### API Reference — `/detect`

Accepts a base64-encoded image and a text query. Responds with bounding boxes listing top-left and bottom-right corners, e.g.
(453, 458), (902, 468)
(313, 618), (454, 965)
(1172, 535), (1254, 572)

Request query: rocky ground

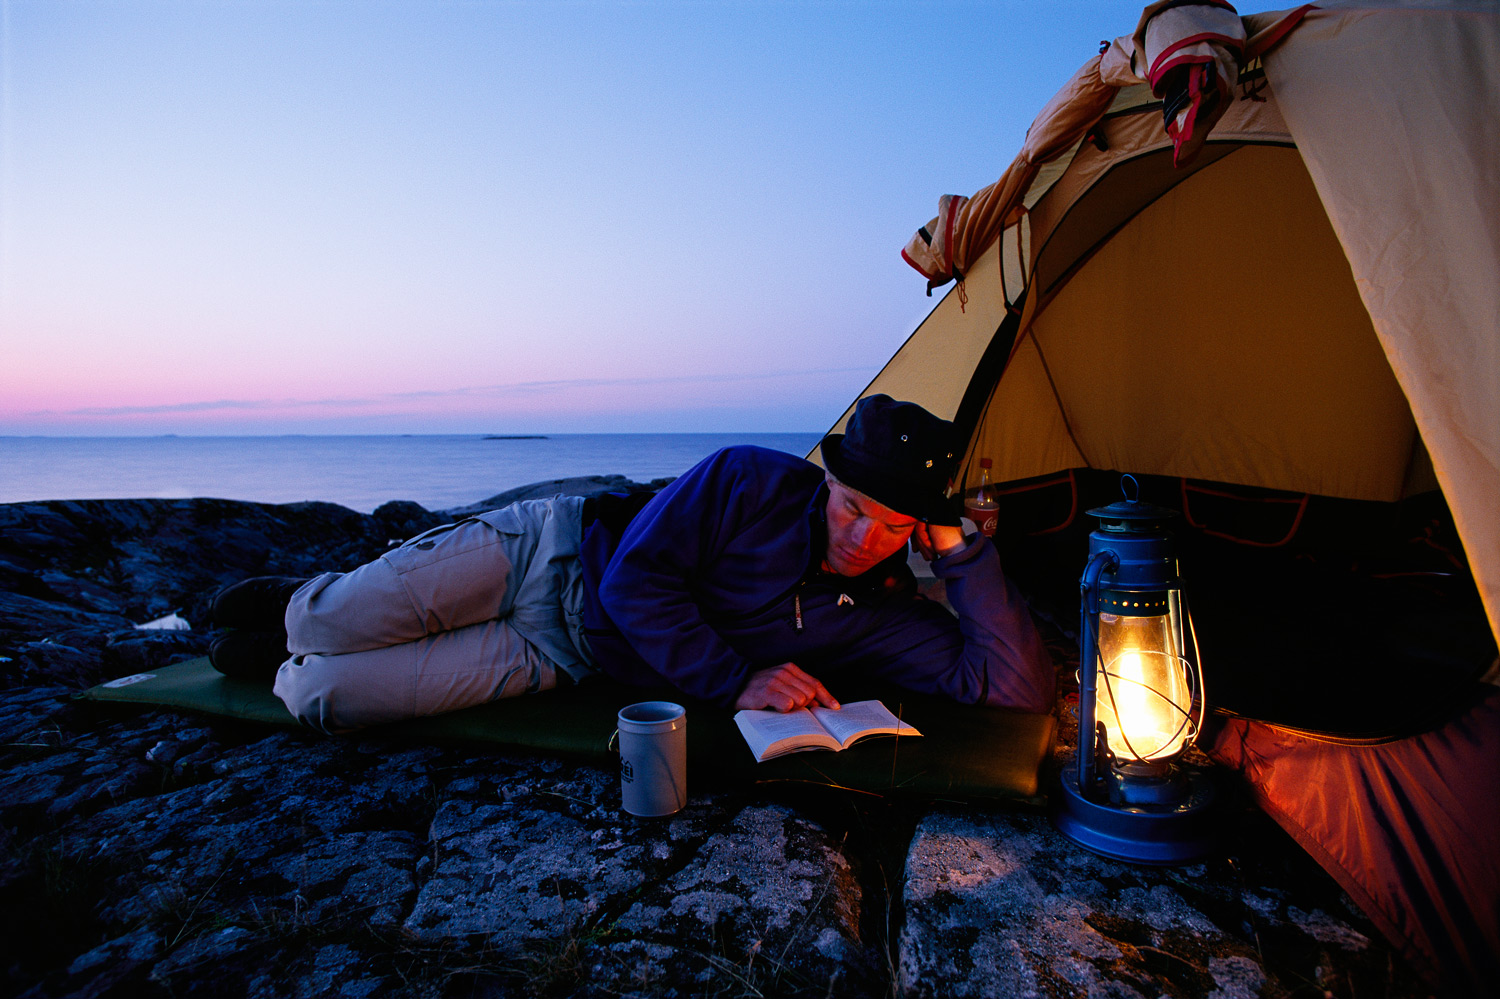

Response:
(0, 480), (1434, 998)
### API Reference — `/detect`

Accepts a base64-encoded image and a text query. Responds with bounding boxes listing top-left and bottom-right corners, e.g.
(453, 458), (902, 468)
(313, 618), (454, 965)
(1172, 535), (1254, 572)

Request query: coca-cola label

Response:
(965, 502), (999, 537)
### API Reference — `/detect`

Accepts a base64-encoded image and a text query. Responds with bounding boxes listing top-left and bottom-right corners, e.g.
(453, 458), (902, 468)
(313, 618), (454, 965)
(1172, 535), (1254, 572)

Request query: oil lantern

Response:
(1054, 476), (1216, 864)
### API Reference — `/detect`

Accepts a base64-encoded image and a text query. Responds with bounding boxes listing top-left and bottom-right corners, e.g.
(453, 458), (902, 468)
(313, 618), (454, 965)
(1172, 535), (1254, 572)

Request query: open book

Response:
(734, 699), (922, 762)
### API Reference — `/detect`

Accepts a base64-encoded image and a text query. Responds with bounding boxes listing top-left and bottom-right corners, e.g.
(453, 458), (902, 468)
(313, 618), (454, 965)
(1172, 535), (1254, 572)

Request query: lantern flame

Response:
(1095, 610), (1194, 761)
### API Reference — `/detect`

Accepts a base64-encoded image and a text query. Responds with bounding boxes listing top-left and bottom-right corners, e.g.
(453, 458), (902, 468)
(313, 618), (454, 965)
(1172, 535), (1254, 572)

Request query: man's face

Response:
(823, 477), (918, 576)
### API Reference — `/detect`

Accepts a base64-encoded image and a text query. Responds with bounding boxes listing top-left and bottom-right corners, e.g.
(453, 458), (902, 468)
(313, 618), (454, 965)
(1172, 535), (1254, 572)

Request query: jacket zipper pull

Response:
(794, 593), (804, 632)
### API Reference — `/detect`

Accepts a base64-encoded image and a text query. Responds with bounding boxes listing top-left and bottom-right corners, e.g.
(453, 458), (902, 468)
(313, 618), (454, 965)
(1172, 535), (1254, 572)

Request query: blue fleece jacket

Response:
(578, 446), (1054, 713)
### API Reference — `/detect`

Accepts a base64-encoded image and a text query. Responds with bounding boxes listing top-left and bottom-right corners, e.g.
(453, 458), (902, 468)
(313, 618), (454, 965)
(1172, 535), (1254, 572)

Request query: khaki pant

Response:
(273, 496), (593, 733)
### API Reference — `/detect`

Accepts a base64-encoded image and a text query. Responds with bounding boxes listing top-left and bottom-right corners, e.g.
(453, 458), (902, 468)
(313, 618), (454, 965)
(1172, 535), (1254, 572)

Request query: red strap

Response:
(1180, 479), (1309, 547)
(1245, 4), (1317, 61)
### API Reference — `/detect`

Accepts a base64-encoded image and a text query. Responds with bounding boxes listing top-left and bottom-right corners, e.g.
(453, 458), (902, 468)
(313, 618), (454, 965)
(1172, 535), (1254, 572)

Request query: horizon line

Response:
(0, 429), (827, 440)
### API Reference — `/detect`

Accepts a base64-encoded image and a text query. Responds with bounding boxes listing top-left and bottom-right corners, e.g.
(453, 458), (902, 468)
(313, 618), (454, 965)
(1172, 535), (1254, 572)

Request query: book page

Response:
(810, 700), (921, 747)
(734, 707), (840, 760)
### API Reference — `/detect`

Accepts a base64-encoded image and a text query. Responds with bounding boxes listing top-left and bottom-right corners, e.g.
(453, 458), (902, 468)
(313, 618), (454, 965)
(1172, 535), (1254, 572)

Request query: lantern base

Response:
(1053, 765), (1217, 865)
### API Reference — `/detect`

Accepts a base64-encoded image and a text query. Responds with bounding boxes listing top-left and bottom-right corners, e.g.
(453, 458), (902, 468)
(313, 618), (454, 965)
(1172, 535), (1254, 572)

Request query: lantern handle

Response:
(1077, 550), (1118, 791)
(1184, 593), (1206, 750)
(1120, 473), (1141, 504)
(1080, 549), (1116, 614)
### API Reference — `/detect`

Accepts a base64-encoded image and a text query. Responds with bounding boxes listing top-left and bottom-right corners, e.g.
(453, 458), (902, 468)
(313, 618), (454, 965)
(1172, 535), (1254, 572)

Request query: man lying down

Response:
(209, 395), (1054, 733)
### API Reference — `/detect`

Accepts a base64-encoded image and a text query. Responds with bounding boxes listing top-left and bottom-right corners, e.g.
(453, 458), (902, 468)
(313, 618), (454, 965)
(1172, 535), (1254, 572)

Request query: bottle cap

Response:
(979, 457), (993, 468)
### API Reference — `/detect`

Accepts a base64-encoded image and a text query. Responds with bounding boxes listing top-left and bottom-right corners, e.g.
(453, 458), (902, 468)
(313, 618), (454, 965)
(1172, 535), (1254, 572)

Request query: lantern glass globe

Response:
(1095, 599), (1194, 762)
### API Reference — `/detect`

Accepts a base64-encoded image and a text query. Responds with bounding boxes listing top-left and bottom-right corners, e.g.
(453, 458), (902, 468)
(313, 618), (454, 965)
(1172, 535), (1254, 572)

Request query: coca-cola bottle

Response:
(965, 458), (999, 537)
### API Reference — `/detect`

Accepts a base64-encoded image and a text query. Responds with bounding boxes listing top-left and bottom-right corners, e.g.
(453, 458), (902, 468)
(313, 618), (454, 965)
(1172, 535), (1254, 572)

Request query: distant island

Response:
(482, 435), (549, 440)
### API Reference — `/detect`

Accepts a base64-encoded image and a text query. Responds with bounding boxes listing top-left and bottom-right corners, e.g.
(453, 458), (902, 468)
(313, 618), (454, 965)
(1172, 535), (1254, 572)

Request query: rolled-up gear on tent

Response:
(1133, 0), (1247, 166)
(900, 193), (970, 295)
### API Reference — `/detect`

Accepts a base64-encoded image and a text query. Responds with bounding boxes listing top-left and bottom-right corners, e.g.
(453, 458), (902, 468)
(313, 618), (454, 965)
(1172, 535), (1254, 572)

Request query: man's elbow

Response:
(999, 673), (1056, 715)
(982, 656), (1056, 715)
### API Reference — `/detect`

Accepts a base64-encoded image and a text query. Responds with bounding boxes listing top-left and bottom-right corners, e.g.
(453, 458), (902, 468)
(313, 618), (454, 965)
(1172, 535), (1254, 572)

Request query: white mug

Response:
(617, 701), (687, 817)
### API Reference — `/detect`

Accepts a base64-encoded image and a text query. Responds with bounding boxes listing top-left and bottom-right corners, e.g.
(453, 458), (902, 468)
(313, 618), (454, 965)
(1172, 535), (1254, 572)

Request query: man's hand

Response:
(912, 523), (967, 561)
(734, 663), (840, 713)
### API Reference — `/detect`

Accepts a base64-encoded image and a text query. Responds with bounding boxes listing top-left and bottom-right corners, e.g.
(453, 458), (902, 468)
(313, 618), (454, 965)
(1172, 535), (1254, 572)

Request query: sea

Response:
(0, 433), (824, 514)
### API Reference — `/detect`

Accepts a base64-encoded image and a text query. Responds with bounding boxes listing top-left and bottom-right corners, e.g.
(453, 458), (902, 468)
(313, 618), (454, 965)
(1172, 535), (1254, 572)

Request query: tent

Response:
(819, 1), (1500, 992)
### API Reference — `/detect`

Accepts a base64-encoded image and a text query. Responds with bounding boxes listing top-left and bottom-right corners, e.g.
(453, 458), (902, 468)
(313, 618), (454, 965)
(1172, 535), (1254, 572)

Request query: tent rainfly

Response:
(822, 1), (1500, 992)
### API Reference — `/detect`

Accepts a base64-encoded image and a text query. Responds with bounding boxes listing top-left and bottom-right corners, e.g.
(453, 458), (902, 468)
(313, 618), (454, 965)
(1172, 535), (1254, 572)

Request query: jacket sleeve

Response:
(592, 450), (764, 707)
(859, 534), (1055, 714)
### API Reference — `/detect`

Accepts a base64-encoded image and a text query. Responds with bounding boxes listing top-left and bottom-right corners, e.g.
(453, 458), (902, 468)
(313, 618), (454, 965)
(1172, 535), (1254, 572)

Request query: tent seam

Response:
(1027, 328), (1094, 470)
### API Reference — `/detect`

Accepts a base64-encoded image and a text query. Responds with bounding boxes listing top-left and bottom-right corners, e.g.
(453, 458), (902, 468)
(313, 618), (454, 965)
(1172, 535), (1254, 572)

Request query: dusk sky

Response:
(2, 1), (1281, 436)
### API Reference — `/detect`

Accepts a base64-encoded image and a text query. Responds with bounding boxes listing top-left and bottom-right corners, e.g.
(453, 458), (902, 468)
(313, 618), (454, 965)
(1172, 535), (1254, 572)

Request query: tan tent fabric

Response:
(972, 146), (1422, 502)
(1261, 1), (1500, 645)
(873, 1), (1499, 644)
(828, 5), (1500, 989)
(1019, 93), (1290, 309)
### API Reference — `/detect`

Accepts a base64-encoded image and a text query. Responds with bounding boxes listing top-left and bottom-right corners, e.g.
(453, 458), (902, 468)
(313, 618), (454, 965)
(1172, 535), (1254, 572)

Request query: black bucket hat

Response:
(819, 394), (961, 526)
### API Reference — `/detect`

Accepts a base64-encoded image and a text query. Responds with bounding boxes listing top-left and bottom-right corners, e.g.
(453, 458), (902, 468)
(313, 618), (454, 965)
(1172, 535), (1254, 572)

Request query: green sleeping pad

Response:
(82, 656), (1055, 801)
